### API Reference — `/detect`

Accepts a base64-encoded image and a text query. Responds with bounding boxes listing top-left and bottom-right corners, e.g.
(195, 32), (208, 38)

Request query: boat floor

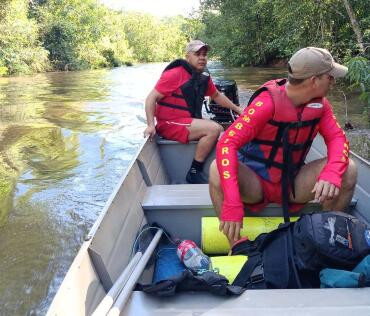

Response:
(123, 288), (370, 315)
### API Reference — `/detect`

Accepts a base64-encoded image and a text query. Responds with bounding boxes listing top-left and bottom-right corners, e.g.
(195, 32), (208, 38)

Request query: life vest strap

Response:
(251, 138), (313, 151)
(157, 100), (191, 112)
(163, 59), (194, 75)
(247, 87), (269, 106)
(268, 118), (321, 128)
(171, 93), (185, 99)
(246, 79), (286, 106)
(242, 152), (285, 169)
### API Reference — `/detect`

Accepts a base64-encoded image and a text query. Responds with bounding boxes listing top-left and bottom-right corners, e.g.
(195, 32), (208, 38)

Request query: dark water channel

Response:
(0, 63), (368, 315)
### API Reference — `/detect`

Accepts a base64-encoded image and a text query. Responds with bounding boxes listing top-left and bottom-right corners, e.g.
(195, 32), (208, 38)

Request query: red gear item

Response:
(217, 83), (349, 223)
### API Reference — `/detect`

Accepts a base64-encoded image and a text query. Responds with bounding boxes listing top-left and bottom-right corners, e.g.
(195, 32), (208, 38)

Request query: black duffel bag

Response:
(231, 211), (370, 289)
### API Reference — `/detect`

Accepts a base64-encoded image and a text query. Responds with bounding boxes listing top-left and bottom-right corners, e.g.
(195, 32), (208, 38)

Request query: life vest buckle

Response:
(250, 264), (265, 284)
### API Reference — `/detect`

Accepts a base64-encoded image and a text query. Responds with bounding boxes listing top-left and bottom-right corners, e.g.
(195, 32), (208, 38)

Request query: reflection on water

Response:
(0, 62), (368, 315)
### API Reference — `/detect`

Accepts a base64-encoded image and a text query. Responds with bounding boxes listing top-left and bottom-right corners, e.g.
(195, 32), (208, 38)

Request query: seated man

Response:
(144, 40), (242, 184)
(209, 47), (358, 244)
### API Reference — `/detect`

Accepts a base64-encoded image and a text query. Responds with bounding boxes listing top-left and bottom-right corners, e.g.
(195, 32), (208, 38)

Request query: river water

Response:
(0, 63), (368, 315)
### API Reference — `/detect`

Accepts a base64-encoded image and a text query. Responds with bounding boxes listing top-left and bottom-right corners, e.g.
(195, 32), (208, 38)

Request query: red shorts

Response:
(156, 118), (193, 144)
(246, 173), (305, 213)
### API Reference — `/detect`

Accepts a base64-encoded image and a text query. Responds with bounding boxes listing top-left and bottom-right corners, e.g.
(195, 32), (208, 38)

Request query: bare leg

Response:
(291, 158), (357, 211)
(209, 160), (264, 245)
(187, 119), (223, 162)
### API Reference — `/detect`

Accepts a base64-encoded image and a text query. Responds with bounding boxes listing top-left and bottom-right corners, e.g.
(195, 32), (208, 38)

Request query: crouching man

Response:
(209, 47), (357, 244)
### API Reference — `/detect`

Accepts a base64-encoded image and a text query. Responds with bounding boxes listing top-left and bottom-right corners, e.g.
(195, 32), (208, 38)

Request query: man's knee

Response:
(208, 121), (223, 138)
(342, 158), (357, 191)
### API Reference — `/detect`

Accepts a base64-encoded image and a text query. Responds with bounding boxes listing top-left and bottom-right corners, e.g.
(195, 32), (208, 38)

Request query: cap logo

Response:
(306, 102), (323, 109)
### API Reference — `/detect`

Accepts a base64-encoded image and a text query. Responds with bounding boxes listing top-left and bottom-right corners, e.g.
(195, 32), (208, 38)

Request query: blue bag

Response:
(353, 255), (370, 285)
(152, 245), (185, 283)
(320, 255), (370, 288)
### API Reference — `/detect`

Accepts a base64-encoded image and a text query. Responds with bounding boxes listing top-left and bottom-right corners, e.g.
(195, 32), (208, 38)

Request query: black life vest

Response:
(241, 79), (322, 222)
(157, 59), (210, 119)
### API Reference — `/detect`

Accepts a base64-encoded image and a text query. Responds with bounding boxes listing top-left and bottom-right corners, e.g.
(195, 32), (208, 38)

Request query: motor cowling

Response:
(207, 79), (240, 127)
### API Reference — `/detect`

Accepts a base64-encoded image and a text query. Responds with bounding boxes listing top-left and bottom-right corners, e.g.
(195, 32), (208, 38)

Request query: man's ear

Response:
(309, 76), (318, 88)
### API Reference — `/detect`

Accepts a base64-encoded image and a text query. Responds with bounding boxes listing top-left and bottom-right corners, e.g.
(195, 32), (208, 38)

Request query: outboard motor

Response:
(206, 79), (240, 127)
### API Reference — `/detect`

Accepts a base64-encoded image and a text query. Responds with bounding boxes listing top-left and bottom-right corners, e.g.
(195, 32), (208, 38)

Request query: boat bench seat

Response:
(141, 184), (357, 245)
(156, 137), (216, 184)
(142, 183), (356, 213)
(142, 184), (212, 210)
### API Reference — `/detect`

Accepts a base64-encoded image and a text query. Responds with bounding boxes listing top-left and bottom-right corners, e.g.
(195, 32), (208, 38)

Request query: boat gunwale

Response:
(350, 150), (370, 167)
(86, 138), (148, 241)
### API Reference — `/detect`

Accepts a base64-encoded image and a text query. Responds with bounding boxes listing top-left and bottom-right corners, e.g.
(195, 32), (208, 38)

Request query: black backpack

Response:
(231, 211), (370, 289)
(294, 211), (370, 271)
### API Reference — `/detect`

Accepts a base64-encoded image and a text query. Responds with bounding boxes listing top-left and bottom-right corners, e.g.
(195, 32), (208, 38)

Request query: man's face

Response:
(186, 47), (208, 72)
(314, 73), (335, 97)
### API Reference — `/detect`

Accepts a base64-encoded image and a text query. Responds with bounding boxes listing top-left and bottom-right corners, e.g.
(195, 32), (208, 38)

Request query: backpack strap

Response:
(231, 223), (302, 289)
(232, 253), (266, 289)
(231, 234), (268, 289)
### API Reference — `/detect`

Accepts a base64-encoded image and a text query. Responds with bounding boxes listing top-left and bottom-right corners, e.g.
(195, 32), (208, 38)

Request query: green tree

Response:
(1, 0), (203, 75)
(199, 0), (370, 66)
(0, 0), (49, 75)
(346, 56), (370, 119)
(122, 13), (201, 62)
(37, 0), (132, 70)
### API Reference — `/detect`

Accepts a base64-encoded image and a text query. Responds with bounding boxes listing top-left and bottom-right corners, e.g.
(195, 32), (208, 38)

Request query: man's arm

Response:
(216, 92), (274, 241)
(211, 90), (243, 115)
(143, 89), (164, 141)
(313, 99), (349, 203)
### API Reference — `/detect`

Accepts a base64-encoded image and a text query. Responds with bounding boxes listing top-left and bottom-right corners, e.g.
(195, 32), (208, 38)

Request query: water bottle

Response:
(176, 239), (211, 271)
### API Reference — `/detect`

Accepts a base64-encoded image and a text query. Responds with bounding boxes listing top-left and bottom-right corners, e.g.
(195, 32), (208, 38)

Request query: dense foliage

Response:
(0, 0), (368, 109)
(198, 0), (369, 114)
(122, 14), (202, 62)
(347, 56), (370, 115)
(0, 0), (201, 75)
(0, 0), (49, 75)
(199, 0), (369, 66)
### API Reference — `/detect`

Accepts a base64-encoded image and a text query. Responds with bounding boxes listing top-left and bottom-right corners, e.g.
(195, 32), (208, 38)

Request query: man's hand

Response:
(312, 179), (339, 203)
(234, 106), (243, 116)
(219, 220), (242, 242)
(143, 125), (156, 141)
